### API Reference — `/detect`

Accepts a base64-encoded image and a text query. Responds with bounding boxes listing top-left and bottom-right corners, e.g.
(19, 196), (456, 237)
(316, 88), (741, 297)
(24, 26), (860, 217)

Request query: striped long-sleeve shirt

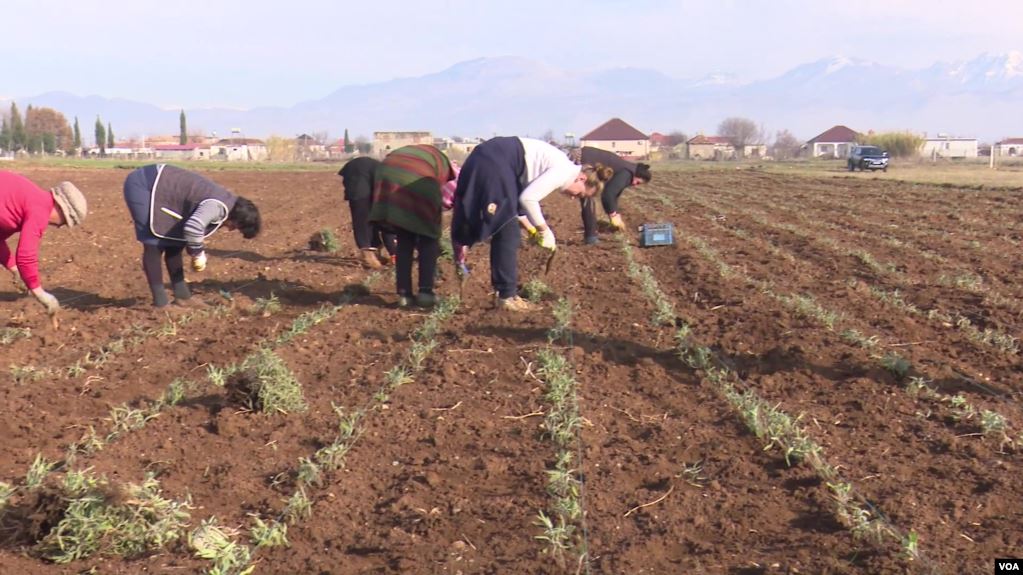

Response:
(183, 200), (229, 254)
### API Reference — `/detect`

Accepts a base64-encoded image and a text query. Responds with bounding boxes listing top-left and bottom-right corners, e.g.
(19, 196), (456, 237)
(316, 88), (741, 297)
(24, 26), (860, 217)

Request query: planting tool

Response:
(544, 248), (557, 276)
(457, 262), (470, 299)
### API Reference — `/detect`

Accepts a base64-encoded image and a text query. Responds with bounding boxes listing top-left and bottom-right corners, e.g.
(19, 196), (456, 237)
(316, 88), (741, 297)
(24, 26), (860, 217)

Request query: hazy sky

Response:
(2, 0), (1020, 109)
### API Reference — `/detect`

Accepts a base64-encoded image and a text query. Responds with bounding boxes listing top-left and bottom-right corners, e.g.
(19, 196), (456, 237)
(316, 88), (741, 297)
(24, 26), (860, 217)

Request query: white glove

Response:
(191, 251), (207, 272)
(32, 288), (60, 314)
(539, 228), (556, 251)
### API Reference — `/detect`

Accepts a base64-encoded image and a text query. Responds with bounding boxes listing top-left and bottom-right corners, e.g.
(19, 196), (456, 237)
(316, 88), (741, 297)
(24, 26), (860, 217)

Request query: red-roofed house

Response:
(154, 144), (200, 160)
(687, 135), (734, 160)
(649, 132), (671, 148)
(996, 138), (1023, 157)
(806, 125), (859, 158)
(580, 118), (649, 159)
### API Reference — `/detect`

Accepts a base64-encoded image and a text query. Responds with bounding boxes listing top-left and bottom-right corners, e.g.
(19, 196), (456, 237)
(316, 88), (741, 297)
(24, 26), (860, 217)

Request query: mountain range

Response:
(3, 51), (1021, 143)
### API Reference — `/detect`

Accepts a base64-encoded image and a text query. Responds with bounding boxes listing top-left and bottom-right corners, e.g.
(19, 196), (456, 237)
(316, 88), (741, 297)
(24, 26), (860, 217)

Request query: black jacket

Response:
(338, 157), (381, 201)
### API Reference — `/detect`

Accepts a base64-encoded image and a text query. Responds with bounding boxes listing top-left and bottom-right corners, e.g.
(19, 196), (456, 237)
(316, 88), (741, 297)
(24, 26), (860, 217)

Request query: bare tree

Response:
(665, 131), (688, 146)
(264, 135), (297, 162)
(770, 129), (802, 160)
(718, 117), (763, 157)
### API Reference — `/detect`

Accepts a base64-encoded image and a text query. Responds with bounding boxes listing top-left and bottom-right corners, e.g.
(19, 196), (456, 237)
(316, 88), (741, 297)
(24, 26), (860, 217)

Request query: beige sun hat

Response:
(50, 181), (87, 228)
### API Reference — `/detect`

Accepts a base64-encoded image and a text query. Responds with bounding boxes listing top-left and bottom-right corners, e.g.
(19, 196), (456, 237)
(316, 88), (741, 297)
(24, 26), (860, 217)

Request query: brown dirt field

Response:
(1, 166), (1020, 574)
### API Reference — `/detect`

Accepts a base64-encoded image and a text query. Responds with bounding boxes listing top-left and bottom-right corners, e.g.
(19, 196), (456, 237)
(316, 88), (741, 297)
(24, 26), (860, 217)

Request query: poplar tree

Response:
(10, 103), (25, 151)
(0, 118), (9, 151)
(95, 116), (106, 156)
(73, 117), (82, 150)
(179, 110), (187, 145)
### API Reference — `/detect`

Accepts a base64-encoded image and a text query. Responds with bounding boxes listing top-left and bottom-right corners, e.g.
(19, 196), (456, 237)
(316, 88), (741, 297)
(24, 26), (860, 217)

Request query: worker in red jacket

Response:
(1, 171), (88, 327)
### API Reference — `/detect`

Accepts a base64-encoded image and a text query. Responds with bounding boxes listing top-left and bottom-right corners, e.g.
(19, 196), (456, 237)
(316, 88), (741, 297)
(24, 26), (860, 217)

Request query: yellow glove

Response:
(609, 213), (625, 231)
(191, 251), (207, 272)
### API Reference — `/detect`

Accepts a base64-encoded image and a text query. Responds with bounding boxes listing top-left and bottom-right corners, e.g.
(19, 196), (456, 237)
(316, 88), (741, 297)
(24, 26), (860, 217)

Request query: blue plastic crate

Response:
(639, 223), (674, 247)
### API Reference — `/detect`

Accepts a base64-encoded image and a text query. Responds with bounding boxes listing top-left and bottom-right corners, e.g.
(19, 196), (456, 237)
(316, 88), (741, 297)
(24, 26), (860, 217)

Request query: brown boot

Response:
(361, 249), (383, 269)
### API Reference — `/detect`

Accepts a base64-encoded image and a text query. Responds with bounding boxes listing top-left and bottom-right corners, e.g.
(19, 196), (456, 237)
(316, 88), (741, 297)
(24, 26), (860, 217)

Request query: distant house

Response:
(686, 135), (734, 160)
(104, 142), (154, 159)
(211, 138), (268, 161)
(433, 136), (483, 158)
(806, 125), (859, 158)
(154, 144), (200, 160)
(648, 132), (671, 149)
(995, 138), (1023, 157)
(373, 131), (433, 157)
(580, 118), (650, 159)
(921, 135), (978, 159)
(296, 134), (327, 160)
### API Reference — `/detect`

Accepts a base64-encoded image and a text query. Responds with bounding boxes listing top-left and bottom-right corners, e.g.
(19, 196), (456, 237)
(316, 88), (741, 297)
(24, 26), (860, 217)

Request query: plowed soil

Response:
(1, 165), (1021, 574)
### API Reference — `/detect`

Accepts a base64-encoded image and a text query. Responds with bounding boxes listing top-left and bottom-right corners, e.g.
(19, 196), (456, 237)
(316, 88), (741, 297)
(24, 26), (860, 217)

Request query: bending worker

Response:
(123, 164), (261, 308)
(1, 170), (88, 327)
(575, 146), (652, 244)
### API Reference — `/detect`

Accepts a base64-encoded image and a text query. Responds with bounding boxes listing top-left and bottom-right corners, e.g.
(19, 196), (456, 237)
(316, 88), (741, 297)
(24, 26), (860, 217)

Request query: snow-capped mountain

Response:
(2, 52), (1020, 143)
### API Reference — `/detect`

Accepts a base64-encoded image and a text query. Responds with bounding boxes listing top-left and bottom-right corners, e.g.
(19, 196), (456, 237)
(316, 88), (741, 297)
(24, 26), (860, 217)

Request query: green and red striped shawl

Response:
(369, 144), (455, 239)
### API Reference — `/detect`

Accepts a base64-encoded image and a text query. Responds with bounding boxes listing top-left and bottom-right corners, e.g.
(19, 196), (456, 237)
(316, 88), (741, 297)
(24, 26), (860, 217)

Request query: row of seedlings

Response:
(532, 298), (590, 571)
(0, 278), (383, 567)
(633, 189), (1021, 446)
(685, 186), (1023, 319)
(193, 295), (460, 575)
(616, 235), (931, 568)
(695, 197), (1020, 358)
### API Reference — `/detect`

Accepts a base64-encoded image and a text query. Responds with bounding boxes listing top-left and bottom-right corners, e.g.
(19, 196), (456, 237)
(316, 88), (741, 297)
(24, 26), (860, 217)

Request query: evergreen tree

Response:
(179, 110), (187, 145)
(94, 116), (106, 156)
(107, 122), (114, 148)
(42, 133), (56, 154)
(73, 117), (82, 150)
(343, 128), (353, 154)
(10, 103), (25, 151)
(0, 118), (9, 152)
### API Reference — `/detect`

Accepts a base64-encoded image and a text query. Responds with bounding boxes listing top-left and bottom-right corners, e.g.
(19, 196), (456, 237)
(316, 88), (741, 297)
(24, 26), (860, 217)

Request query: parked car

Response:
(848, 145), (889, 172)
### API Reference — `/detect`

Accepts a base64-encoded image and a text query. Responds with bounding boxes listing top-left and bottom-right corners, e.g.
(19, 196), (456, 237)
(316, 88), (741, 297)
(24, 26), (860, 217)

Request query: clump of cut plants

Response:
(308, 228), (339, 253)
(248, 293), (282, 317)
(227, 348), (307, 414)
(189, 517), (253, 575)
(10, 472), (192, 564)
(0, 327), (31, 345)
(522, 279), (552, 303)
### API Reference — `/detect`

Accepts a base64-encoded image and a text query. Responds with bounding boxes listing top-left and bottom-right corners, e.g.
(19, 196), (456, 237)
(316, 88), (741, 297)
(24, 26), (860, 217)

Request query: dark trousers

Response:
(395, 229), (440, 295)
(490, 219), (520, 299)
(580, 197), (598, 240)
(348, 197), (396, 254)
(142, 245), (190, 306)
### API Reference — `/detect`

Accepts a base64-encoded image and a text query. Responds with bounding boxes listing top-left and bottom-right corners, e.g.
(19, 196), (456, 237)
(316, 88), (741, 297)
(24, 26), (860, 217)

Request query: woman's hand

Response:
(31, 287), (61, 329)
(539, 228), (556, 251)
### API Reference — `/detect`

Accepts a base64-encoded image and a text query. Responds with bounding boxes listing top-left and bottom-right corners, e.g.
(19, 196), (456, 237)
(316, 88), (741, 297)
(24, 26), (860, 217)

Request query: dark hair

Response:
(635, 163), (652, 183)
(229, 196), (261, 239)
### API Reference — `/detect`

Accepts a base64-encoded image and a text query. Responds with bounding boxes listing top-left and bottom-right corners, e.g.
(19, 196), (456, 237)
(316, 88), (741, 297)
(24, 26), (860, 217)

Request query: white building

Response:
(921, 135), (978, 159)
(211, 138), (268, 161)
(995, 138), (1023, 157)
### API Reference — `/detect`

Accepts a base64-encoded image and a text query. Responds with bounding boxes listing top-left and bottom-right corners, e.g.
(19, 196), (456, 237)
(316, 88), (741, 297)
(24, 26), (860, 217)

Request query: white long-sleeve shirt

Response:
(517, 137), (580, 230)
